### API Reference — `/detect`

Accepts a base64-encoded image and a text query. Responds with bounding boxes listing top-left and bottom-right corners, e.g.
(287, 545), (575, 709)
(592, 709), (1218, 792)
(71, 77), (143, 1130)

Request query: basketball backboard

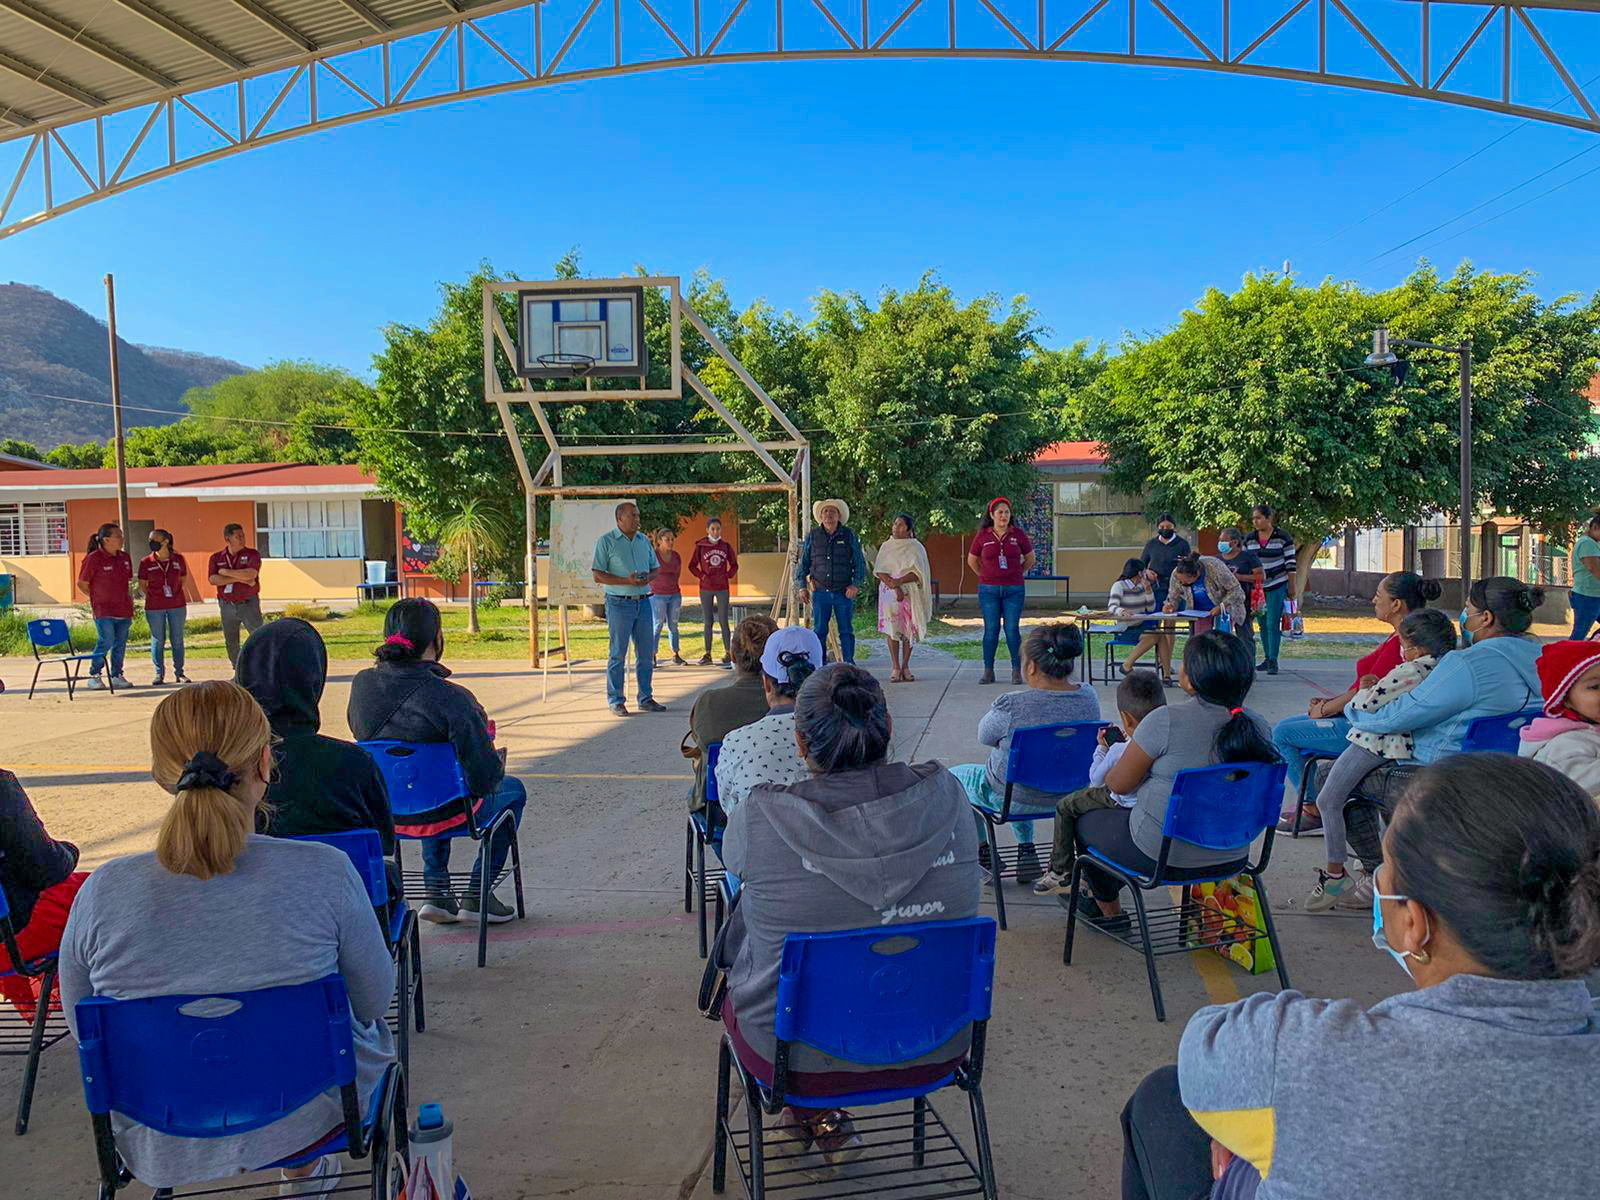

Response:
(517, 285), (647, 380)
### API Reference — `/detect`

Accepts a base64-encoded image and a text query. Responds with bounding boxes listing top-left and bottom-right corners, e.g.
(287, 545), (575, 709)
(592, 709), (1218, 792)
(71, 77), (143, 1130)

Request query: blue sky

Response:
(2, 45), (1597, 375)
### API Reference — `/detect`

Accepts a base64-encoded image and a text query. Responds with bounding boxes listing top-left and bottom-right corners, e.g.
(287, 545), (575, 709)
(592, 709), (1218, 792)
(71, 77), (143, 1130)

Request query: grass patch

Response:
(281, 602), (334, 622)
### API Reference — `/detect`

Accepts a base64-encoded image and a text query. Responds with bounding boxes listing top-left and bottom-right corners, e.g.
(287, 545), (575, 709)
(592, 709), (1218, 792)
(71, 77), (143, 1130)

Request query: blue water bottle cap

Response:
(417, 1103), (444, 1131)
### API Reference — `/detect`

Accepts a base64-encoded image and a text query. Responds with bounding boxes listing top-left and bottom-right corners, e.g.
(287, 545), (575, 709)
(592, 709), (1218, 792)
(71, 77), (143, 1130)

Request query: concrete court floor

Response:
(0, 644), (1405, 1200)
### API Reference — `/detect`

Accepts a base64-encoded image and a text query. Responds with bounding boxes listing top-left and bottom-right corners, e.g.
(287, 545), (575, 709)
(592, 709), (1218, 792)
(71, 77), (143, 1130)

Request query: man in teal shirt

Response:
(1571, 514), (1600, 639)
(593, 501), (665, 715)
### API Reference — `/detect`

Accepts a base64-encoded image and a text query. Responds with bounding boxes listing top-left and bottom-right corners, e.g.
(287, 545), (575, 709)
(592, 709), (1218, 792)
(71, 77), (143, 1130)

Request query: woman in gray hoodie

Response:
(1121, 752), (1600, 1200)
(718, 663), (981, 1168)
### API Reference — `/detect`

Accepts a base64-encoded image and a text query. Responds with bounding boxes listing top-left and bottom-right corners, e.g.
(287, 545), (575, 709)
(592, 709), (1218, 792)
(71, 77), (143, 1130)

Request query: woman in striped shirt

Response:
(1249, 505), (1298, 676)
(1110, 558), (1172, 684)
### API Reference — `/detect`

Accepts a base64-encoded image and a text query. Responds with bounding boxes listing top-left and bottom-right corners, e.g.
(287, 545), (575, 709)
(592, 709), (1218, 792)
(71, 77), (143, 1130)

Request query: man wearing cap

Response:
(592, 500), (666, 716)
(796, 499), (869, 664)
(714, 625), (825, 815)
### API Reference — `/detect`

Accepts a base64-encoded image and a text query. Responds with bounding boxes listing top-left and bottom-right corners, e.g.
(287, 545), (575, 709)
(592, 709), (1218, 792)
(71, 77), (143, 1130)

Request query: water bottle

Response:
(408, 1103), (456, 1200)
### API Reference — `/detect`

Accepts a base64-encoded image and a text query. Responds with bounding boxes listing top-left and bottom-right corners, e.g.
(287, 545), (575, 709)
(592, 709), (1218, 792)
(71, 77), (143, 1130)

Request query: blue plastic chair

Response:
(357, 740), (525, 969)
(1460, 708), (1542, 754)
(1, 883), (71, 1134)
(26, 618), (103, 699)
(1065, 760), (1291, 1022)
(712, 917), (1000, 1199)
(1099, 624), (1148, 683)
(684, 742), (724, 959)
(76, 974), (407, 1199)
(971, 720), (1108, 931)
(286, 830), (424, 1076)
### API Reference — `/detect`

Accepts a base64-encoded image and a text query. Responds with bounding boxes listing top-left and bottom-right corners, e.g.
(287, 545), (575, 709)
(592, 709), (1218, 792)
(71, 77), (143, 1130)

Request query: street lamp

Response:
(1367, 326), (1474, 600)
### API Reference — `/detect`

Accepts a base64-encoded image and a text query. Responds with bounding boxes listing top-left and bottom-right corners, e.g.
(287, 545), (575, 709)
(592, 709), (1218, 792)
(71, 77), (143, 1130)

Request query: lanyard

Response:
(150, 555), (180, 581)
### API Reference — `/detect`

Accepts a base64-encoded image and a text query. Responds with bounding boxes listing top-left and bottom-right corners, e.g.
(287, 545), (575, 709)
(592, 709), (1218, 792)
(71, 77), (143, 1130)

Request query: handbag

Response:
(1249, 582), (1266, 613)
(1185, 875), (1277, 974)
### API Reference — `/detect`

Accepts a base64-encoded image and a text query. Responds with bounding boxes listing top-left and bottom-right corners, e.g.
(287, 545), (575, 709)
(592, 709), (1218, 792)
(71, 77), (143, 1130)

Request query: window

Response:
(737, 517), (785, 554)
(1054, 480), (1187, 550)
(1355, 528), (1386, 573)
(0, 501), (68, 556)
(256, 499), (363, 559)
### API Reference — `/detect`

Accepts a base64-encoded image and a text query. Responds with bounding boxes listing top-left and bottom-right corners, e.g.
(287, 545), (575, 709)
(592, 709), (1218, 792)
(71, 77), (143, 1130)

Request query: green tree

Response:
(46, 441), (107, 468)
(185, 360), (371, 462)
(1086, 266), (1600, 588)
(437, 497), (514, 633)
(119, 420), (270, 467)
(0, 437), (43, 462)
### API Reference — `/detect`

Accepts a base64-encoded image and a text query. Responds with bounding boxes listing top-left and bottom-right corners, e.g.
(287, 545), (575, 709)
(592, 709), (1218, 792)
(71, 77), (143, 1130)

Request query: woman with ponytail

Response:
(75, 521), (134, 689)
(57, 682), (395, 1192)
(716, 663), (981, 1168)
(348, 598), (526, 925)
(1123, 753), (1600, 1200)
(714, 624), (824, 814)
(1078, 632), (1277, 929)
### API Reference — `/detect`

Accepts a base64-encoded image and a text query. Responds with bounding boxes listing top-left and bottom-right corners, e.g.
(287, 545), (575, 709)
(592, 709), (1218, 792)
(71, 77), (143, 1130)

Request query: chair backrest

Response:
(1460, 709), (1543, 755)
(774, 917), (996, 1066)
(286, 830), (387, 909)
(28, 618), (71, 656)
(0, 884), (20, 973)
(704, 741), (722, 815)
(1005, 721), (1108, 795)
(357, 740), (470, 818)
(75, 975), (358, 1138)
(1162, 760), (1287, 851)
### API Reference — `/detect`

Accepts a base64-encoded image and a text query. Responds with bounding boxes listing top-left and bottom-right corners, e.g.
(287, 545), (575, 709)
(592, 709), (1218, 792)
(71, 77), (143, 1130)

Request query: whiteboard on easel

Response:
(547, 499), (634, 606)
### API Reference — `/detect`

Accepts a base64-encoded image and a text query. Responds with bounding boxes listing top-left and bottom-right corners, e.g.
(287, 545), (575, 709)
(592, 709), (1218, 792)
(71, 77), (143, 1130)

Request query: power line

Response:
(1406, 158), (1600, 262)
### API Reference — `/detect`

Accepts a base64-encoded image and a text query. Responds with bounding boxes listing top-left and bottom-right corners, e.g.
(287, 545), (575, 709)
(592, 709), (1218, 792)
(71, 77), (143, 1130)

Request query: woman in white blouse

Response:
(715, 626), (824, 814)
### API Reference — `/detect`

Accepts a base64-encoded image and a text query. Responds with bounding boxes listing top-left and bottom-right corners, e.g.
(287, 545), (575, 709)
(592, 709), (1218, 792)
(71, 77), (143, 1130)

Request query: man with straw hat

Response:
(796, 498), (868, 664)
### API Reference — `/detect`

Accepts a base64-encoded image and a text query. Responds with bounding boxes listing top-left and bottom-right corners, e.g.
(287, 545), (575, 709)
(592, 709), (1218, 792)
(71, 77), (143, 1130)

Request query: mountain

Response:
(0, 282), (247, 448)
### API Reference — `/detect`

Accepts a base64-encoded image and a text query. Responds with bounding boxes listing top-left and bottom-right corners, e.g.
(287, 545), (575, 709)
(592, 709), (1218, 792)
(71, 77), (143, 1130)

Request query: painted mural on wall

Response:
(400, 519), (441, 577)
(1020, 482), (1053, 578)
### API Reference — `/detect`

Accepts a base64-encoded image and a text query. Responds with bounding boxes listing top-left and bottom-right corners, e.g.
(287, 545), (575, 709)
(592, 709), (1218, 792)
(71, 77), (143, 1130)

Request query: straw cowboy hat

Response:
(812, 498), (851, 526)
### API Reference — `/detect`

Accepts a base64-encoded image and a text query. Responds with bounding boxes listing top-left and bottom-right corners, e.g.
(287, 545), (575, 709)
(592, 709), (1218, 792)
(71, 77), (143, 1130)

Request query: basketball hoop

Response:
(535, 351), (597, 378)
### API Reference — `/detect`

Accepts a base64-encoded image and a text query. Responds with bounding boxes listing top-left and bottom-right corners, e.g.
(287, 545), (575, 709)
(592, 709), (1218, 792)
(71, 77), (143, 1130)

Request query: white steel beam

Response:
(109, 1), (248, 72)
(220, 0), (319, 52)
(0, 0), (176, 89)
(330, 0), (392, 32)
(0, 49), (105, 107)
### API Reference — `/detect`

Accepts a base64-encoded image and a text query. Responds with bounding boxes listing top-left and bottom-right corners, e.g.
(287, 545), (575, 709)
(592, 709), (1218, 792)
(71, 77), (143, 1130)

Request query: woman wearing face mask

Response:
(138, 529), (196, 686)
(1119, 753), (1600, 1200)
(76, 522), (134, 690)
(1214, 529), (1263, 659)
(1139, 515), (1191, 609)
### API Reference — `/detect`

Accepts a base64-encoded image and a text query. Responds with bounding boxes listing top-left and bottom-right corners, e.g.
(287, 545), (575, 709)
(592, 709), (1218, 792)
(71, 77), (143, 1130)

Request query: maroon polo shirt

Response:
(969, 526), (1033, 587)
(208, 546), (262, 604)
(79, 548), (134, 619)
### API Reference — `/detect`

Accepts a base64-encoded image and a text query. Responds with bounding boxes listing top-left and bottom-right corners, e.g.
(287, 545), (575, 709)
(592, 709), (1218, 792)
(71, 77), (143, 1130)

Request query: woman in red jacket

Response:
(689, 517), (739, 667)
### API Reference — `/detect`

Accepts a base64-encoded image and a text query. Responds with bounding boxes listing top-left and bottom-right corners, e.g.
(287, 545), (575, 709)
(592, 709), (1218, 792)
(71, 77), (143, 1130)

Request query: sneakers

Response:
(1277, 806), (1324, 835)
(85, 674), (107, 690)
(698, 654), (714, 665)
(278, 1156), (341, 1197)
(673, 655), (688, 666)
(150, 674), (167, 687)
(609, 702), (629, 716)
(174, 671), (192, 683)
(1032, 868), (1073, 896)
(1335, 868), (1375, 911)
(109, 674), (131, 688)
(419, 895), (461, 924)
(720, 655), (733, 668)
(462, 892), (516, 923)
(638, 698), (667, 713)
(1013, 842), (1044, 884)
(978, 842), (993, 874)
(808, 1109), (865, 1170)
(1304, 869), (1355, 912)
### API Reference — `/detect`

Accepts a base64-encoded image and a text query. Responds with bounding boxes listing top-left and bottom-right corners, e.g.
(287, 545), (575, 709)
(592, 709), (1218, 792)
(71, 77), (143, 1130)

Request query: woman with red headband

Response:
(967, 497), (1036, 685)
(347, 598), (526, 925)
(1072, 632), (1278, 931)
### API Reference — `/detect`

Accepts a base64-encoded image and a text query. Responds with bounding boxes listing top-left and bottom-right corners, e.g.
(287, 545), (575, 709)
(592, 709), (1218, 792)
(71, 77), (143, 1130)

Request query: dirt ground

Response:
(2, 644), (1410, 1199)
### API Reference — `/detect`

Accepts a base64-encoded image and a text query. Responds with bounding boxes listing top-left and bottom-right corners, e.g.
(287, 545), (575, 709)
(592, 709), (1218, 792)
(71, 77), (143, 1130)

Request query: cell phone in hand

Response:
(1102, 726), (1124, 746)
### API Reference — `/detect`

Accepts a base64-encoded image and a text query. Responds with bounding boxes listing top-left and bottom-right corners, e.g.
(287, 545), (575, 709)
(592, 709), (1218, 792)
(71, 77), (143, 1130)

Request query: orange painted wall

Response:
(68, 496), (256, 600)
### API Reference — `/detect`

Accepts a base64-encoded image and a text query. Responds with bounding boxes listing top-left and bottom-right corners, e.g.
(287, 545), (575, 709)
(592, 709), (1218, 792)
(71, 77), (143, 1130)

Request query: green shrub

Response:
(477, 629), (509, 642)
(187, 615), (224, 634)
(0, 609), (28, 655)
(281, 602), (333, 622)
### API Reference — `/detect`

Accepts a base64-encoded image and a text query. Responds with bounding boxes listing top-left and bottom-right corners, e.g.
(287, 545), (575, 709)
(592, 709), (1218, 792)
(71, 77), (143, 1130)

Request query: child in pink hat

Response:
(1519, 639), (1600, 797)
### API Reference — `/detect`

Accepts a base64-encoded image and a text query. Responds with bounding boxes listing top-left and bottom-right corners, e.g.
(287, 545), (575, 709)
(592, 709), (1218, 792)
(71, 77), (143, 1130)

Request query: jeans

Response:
(812, 589), (856, 663)
(604, 594), (656, 706)
(950, 762), (1038, 846)
(977, 584), (1025, 672)
(1122, 1064), (1242, 1200)
(1047, 785), (1120, 876)
(420, 776), (527, 897)
(1256, 585), (1287, 664)
(146, 607), (186, 676)
(1572, 591), (1600, 640)
(701, 588), (731, 658)
(1271, 713), (1353, 792)
(1312, 743), (1387, 864)
(220, 596), (264, 666)
(90, 617), (131, 676)
(651, 594), (682, 657)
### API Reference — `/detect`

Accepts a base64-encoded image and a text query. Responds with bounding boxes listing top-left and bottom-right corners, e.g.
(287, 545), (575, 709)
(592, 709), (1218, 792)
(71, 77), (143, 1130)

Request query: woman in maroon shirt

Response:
(966, 497), (1036, 685)
(75, 522), (134, 690)
(650, 528), (686, 667)
(138, 528), (196, 686)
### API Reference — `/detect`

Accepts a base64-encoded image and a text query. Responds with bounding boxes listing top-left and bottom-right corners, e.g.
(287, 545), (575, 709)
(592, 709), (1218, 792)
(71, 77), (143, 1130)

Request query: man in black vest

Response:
(795, 498), (869, 664)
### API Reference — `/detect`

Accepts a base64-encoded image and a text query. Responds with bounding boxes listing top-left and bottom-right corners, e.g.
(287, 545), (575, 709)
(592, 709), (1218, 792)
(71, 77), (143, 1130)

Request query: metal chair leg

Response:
(745, 1083), (766, 1200)
(712, 1038), (732, 1193)
(1063, 858), (1083, 965)
(410, 912), (426, 1033)
(683, 819), (695, 914)
(696, 833), (709, 959)
(912, 1096), (927, 1167)
(983, 819), (1007, 931)
(15, 964), (56, 1135)
(393, 952), (410, 1080)
(1128, 887), (1165, 1022)
(475, 841), (491, 969)
(28, 661), (42, 700)
(1253, 871), (1292, 991)
(509, 827), (526, 919)
(966, 1084), (1000, 1200)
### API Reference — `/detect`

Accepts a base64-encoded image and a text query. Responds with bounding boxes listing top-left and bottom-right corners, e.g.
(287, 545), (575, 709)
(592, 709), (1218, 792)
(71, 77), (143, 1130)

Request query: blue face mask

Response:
(1459, 608), (1474, 647)
(1371, 885), (1430, 979)
(1217, 541), (1233, 555)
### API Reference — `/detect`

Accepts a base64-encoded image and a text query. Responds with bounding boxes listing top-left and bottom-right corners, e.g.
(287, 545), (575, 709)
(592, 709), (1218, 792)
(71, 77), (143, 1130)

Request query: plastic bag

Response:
(1185, 875), (1277, 974)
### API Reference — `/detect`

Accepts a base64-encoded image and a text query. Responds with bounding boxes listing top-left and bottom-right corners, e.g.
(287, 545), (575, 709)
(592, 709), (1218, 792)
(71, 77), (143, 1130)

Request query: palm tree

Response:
(436, 497), (513, 634)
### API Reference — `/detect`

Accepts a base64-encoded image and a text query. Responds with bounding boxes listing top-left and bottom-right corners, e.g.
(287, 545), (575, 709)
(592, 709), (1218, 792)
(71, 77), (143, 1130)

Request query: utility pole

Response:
(1458, 339), (1473, 602)
(104, 274), (129, 533)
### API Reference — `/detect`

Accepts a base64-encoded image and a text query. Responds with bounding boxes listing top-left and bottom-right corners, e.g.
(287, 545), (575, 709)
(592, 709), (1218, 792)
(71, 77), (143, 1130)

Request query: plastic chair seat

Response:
(1083, 846), (1249, 887)
(261, 1074), (390, 1171)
